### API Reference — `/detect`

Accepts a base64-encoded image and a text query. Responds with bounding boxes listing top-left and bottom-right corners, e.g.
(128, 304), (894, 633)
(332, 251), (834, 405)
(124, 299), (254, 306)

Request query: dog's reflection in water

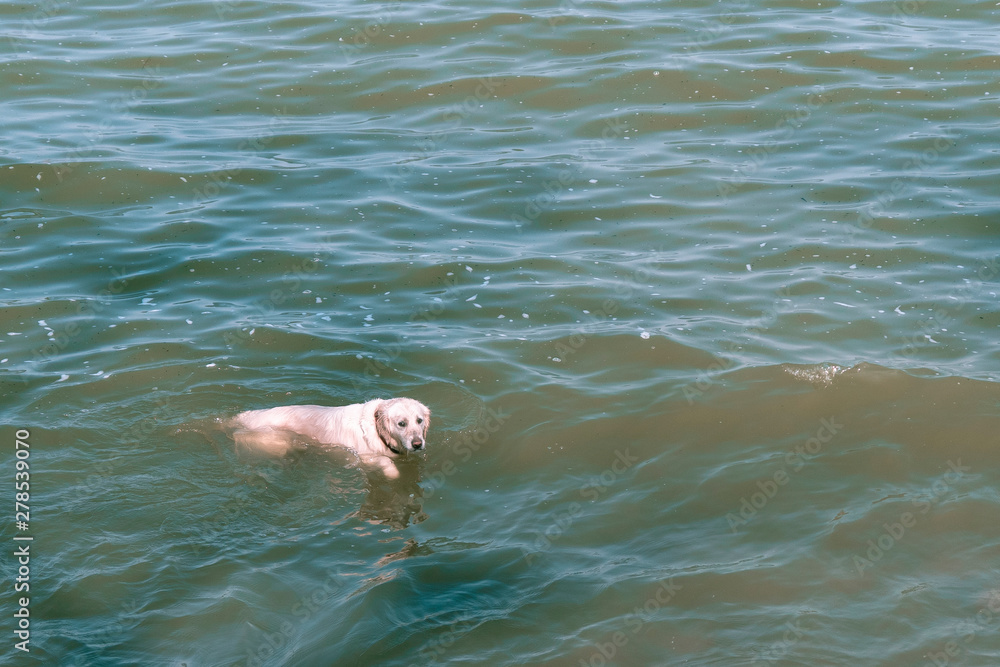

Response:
(353, 459), (428, 529)
(231, 431), (428, 530)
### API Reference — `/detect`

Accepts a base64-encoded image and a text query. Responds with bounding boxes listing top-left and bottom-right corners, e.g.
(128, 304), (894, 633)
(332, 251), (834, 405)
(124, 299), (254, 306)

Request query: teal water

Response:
(2, 0), (999, 665)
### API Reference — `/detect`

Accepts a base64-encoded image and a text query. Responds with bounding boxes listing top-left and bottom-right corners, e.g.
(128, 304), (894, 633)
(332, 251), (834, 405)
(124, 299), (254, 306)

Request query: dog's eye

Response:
(397, 420), (406, 427)
(416, 418), (423, 424)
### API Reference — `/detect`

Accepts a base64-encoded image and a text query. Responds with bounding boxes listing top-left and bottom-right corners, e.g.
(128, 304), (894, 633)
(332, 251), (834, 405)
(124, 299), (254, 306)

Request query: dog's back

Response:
(234, 402), (374, 451)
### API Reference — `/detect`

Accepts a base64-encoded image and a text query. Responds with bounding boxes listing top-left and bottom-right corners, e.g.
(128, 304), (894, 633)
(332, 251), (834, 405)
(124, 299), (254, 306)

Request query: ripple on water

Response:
(3, 0), (1000, 664)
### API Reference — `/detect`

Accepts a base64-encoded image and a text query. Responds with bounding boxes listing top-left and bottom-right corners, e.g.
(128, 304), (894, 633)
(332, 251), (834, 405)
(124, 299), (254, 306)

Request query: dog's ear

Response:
(422, 409), (431, 437)
(374, 406), (394, 446)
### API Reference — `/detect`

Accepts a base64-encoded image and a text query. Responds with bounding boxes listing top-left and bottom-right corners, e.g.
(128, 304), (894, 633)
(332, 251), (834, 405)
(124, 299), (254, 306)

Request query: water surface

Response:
(2, 0), (999, 665)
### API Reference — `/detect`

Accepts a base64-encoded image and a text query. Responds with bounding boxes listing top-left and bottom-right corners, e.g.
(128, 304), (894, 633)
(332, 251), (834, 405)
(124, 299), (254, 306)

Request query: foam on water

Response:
(783, 363), (844, 386)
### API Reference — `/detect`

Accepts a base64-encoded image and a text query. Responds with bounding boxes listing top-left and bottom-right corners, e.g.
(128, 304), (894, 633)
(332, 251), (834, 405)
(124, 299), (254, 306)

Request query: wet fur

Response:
(231, 398), (430, 479)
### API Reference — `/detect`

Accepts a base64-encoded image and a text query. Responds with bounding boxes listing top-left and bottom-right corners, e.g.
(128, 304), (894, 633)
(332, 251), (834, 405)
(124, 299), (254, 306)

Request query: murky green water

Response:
(2, 0), (999, 665)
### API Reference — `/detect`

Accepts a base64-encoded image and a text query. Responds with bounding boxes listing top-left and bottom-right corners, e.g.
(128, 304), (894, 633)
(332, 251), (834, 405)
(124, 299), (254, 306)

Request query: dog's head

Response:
(375, 398), (431, 454)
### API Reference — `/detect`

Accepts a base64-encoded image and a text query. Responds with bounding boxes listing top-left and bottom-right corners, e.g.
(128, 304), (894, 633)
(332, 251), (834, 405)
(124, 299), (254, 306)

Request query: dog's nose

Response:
(412, 439), (423, 450)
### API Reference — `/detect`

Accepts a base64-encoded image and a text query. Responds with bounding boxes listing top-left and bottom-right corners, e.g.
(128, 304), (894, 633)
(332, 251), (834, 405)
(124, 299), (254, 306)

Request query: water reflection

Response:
(224, 424), (430, 530)
(353, 459), (428, 529)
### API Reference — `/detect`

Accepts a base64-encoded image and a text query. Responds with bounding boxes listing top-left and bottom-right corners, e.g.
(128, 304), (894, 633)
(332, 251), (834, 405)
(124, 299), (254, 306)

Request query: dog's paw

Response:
(363, 455), (400, 479)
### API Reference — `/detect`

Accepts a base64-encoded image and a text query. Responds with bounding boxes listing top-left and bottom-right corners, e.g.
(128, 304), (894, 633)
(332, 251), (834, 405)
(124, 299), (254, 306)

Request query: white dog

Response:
(231, 398), (430, 479)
